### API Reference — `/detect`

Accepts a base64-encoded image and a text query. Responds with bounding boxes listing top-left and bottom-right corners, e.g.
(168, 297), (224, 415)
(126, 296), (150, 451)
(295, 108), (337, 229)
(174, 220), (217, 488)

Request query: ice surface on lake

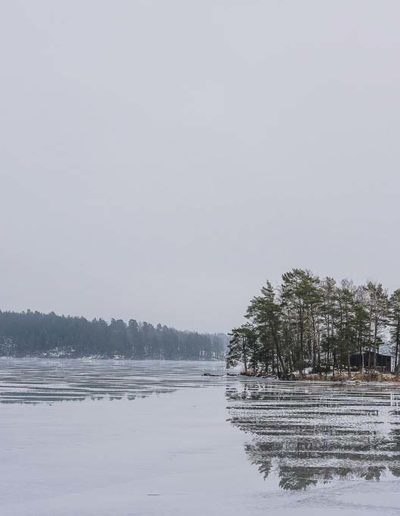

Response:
(227, 381), (400, 490)
(0, 359), (400, 515)
(0, 358), (226, 403)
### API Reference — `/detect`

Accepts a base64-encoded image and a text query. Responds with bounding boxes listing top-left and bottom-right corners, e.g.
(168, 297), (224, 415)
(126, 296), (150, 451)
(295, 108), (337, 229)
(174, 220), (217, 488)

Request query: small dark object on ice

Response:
(203, 372), (222, 376)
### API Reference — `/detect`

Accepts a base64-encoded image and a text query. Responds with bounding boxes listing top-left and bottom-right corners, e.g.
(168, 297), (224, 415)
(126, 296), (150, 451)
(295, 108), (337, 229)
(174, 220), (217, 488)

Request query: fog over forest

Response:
(0, 310), (226, 360)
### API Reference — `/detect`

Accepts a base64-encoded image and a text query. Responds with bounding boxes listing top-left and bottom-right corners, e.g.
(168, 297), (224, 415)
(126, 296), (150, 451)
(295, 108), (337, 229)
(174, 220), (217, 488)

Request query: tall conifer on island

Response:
(389, 289), (400, 374)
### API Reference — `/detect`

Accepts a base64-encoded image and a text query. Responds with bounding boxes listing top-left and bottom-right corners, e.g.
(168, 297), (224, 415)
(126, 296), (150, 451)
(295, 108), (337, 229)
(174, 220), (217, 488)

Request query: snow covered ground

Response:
(0, 359), (399, 515)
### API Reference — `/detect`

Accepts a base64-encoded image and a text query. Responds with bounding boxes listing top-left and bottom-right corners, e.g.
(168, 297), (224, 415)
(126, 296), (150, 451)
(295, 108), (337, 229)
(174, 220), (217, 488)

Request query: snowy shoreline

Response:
(238, 370), (400, 384)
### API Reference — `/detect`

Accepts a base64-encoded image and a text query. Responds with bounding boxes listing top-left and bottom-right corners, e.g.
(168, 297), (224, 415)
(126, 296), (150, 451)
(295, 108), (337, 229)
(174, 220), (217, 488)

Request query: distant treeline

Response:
(0, 310), (226, 360)
(227, 269), (400, 377)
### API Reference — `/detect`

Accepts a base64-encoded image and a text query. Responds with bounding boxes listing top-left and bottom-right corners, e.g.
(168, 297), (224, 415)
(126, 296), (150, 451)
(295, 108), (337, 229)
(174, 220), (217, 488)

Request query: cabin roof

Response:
(350, 351), (392, 358)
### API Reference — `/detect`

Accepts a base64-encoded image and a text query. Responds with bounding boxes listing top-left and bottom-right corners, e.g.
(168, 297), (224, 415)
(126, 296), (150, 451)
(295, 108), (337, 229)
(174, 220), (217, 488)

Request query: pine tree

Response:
(389, 290), (400, 373)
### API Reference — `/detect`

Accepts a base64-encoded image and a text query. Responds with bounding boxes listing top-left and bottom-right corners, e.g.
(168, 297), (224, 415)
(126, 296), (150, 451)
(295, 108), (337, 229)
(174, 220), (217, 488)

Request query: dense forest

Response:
(0, 310), (226, 360)
(227, 269), (400, 377)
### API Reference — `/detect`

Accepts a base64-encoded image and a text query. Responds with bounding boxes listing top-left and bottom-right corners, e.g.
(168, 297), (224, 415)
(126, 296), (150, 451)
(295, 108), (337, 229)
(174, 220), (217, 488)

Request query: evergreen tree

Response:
(389, 290), (400, 373)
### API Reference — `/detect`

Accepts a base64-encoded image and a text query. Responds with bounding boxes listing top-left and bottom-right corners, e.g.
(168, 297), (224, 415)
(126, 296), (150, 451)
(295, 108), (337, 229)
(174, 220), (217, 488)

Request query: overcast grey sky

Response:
(1, 1), (399, 333)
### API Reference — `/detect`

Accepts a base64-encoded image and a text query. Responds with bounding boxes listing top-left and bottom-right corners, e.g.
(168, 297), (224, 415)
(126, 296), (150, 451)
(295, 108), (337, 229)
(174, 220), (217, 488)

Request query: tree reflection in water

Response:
(226, 381), (400, 490)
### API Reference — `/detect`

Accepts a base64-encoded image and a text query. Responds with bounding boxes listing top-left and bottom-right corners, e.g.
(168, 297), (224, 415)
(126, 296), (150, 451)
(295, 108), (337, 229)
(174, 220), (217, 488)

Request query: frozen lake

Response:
(1, 359), (400, 515)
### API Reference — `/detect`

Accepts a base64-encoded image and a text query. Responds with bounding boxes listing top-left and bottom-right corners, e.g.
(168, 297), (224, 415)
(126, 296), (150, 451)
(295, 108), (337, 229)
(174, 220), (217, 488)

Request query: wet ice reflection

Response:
(0, 358), (226, 404)
(226, 381), (400, 490)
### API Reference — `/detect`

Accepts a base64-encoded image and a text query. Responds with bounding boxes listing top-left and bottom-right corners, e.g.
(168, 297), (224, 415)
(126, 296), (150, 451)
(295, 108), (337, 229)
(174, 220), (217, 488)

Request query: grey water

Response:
(1, 358), (400, 515)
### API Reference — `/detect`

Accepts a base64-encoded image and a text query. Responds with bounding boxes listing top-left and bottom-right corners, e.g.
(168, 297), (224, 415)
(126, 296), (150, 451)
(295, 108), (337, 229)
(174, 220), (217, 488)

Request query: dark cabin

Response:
(350, 351), (392, 373)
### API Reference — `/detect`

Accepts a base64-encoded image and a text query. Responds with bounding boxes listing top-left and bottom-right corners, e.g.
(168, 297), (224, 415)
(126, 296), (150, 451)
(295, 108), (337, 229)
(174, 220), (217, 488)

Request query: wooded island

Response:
(227, 269), (400, 379)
